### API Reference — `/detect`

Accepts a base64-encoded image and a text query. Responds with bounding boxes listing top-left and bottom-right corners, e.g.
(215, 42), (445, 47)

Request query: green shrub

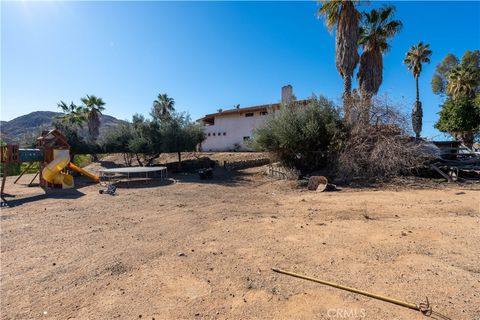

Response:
(20, 162), (39, 174)
(73, 154), (93, 167)
(435, 93), (480, 145)
(0, 163), (21, 176)
(250, 96), (344, 171)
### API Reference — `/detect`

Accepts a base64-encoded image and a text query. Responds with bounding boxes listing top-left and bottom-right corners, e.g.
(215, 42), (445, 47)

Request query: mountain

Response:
(1, 111), (126, 146)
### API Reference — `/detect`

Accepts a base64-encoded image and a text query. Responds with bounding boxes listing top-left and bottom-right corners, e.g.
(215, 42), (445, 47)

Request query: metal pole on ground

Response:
(271, 268), (450, 319)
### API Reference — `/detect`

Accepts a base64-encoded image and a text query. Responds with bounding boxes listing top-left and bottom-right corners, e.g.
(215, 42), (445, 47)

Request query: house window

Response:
(243, 136), (250, 141)
(245, 112), (254, 117)
(213, 133), (216, 136)
(208, 133), (211, 136)
(223, 132), (226, 136)
(218, 132), (221, 136)
(260, 111), (268, 116)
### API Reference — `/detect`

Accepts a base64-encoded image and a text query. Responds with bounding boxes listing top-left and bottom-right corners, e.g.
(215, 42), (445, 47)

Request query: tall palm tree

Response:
(317, 0), (361, 124)
(403, 41), (432, 138)
(80, 95), (106, 144)
(357, 6), (402, 124)
(56, 101), (87, 128)
(446, 64), (479, 98)
(152, 93), (175, 120)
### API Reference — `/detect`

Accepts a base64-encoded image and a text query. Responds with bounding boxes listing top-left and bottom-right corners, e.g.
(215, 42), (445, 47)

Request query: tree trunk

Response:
(177, 151), (182, 170)
(123, 153), (133, 167)
(135, 153), (144, 167)
(360, 91), (372, 125)
(412, 76), (423, 139)
(145, 153), (161, 167)
(460, 131), (474, 148)
(412, 101), (423, 139)
(415, 75), (420, 103)
(343, 76), (352, 125)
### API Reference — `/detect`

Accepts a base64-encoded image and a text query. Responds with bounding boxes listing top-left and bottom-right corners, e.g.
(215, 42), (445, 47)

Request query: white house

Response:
(198, 85), (308, 151)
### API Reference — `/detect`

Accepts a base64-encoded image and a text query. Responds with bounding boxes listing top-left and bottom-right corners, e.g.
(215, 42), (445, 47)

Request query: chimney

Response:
(281, 85), (293, 104)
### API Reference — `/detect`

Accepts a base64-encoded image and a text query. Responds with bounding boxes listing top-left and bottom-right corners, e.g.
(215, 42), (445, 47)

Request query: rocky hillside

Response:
(1, 111), (126, 146)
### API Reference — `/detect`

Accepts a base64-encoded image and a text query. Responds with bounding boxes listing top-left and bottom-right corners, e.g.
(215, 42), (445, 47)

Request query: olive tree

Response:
(250, 96), (344, 171)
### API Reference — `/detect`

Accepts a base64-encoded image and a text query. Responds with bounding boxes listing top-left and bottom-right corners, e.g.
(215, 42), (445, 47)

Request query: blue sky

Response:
(2, 1), (479, 139)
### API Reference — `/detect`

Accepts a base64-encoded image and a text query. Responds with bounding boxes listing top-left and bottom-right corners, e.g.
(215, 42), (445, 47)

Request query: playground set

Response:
(1, 129), (99, 199)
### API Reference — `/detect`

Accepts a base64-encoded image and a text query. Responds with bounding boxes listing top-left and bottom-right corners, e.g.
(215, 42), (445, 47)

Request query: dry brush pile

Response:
(335, 93), (430, 182)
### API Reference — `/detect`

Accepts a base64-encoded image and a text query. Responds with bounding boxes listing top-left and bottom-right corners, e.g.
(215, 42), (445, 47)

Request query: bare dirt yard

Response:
(1, 155), (479, 320)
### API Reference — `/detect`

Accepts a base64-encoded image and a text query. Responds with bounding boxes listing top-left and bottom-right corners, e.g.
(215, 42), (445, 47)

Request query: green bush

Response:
(250, 96), (344, 171)
(0, 163), (21, 176)
(73, 154), (93, 167)
(435, 93), (480, 145)
(0, 162), (41, 177)
(20, 162), (39, 174)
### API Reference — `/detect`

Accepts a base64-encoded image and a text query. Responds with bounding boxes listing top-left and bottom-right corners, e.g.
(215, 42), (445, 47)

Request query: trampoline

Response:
(99, 166), (167, 183)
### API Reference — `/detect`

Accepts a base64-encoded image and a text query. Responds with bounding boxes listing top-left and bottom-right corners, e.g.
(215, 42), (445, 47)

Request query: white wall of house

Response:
(199, 85), (295, 152)
(200, 111), (270, 151)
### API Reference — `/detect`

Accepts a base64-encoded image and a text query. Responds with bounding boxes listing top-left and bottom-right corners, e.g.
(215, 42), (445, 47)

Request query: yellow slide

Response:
(42, 149), (74, 188)
(67, 162), (100, 183)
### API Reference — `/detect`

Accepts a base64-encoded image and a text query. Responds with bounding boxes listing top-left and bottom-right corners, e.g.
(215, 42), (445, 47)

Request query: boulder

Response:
(307, 176), (328, 191)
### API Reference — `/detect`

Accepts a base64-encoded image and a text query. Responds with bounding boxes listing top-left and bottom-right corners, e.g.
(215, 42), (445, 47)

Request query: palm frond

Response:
(317, 0), (342, 31)
(57, 101), (69, 113)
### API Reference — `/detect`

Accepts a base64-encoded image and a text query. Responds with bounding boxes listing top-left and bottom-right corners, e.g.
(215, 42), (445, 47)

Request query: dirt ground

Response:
(1, 161), (479, 319)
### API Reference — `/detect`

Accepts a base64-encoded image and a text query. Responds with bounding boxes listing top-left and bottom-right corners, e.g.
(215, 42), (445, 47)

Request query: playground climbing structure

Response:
(1, 129), (99, 198)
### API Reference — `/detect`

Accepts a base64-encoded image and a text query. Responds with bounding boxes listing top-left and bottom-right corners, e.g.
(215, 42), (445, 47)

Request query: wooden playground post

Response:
(28, 171), (40, 187)
(1, 165), (7, 196)
(14, 162), (34, 184)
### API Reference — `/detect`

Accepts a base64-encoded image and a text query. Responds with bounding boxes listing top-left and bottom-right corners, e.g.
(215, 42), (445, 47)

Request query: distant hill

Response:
(1, 111), (126, 146)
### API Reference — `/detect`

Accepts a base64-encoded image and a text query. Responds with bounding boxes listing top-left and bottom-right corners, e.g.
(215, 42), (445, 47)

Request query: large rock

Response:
(307, 176), (328, 191)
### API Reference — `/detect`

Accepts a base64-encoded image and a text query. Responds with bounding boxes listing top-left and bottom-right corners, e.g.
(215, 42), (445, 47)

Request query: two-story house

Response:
(198, 85), (308, 151)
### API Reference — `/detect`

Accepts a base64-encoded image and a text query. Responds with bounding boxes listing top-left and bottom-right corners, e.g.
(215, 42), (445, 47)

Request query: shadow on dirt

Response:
(110, 178), (176, 189)
(171, 167), (255, 187)
(1, 189), (85, 208)
(93, 169), (253, 191)
(97, 160), (118, 169)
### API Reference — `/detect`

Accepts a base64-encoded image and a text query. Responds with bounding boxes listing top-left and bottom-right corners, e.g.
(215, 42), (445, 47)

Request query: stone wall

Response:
(266, 164), (300, 180)
(224, 158), (271, 171)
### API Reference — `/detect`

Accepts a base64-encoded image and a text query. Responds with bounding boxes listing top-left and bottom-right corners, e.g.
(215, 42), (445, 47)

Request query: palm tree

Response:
(80, 95), (106, 144)
(56, 101), (87, 128)
(357, 6), (402, 124)
(317, 0), (361, 124)
(446, 64), (479, 98)
(152, 93), (175, 120)
(403, 41), (432, 138)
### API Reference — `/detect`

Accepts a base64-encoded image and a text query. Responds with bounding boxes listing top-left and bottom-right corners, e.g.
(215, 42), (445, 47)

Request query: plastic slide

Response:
(42, 149), (74, 188)
(67, 162), (100, 183)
